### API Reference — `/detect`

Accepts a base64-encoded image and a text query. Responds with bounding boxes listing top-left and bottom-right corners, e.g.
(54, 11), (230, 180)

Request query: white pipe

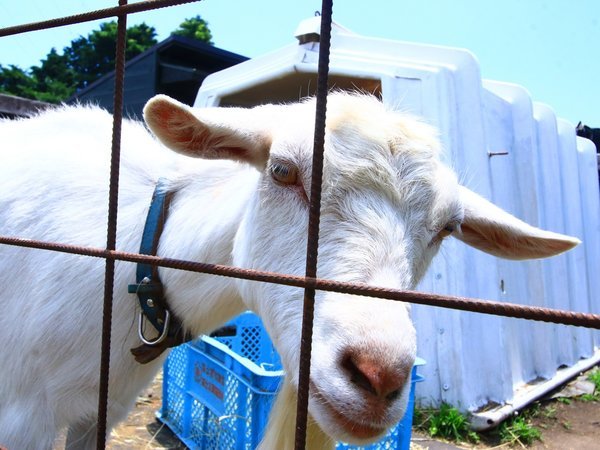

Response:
(469, 348), (600, 431)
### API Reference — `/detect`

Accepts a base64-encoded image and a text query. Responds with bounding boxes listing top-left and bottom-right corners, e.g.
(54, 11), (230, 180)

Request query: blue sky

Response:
(0, 0), (598, 125)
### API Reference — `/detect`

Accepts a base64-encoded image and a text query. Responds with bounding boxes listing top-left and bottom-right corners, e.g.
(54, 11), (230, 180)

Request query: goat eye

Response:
(270, 162), (298, 185)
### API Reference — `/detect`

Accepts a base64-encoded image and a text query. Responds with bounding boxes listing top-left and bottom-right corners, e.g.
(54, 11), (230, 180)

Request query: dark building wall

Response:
(71, 52), (158, 119)
(69, 36), (247, 119)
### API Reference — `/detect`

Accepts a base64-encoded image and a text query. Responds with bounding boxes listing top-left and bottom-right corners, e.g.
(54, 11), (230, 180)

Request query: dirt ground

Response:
(105, 374), (185, 450)
(527, 400), (600, 450)
(53, 370), (599, 450)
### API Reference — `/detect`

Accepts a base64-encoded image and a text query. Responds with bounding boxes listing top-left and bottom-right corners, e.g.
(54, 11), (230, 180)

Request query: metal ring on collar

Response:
(137, 310), (170, 346)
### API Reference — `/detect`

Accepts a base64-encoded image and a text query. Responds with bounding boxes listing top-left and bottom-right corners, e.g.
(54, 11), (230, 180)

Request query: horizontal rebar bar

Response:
(1, 235), (599, 330)
(0, 0), (200, 37)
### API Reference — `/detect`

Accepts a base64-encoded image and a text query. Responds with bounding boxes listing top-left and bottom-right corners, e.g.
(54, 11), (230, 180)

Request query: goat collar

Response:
(128, 178), (192, 364)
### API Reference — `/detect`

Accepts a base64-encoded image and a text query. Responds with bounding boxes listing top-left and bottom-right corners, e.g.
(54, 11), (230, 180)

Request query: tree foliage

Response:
(29, 48), (76, 102)
(0, 16), (213, 103)
(64, 22), (158, 90)
(171, 15), (213, 44)
(0, 65), (37, 99)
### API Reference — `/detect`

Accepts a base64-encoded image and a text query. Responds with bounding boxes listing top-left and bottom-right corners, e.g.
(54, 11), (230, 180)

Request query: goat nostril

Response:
(342, 354), (377, 396)
(341, 350), (408, 401)
(386, 388), (401, 402)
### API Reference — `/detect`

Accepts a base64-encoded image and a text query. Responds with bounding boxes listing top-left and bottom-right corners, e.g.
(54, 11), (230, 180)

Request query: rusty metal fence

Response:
(1, 1), (600, 449)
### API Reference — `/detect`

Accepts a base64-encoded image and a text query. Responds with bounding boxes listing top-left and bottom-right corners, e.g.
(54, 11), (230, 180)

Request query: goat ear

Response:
(143, 95), (272, 168)
(454, 186), (580, 260)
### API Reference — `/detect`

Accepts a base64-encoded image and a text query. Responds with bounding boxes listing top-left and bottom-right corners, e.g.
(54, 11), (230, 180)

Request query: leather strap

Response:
(128, 178), (192, 364)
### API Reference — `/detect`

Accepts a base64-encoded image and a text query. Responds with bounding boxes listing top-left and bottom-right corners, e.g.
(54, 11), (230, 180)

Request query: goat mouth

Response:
(309, 380), (387, 441)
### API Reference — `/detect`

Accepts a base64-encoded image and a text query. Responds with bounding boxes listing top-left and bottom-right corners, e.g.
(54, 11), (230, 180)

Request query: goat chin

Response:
(258, 378), (335, 450)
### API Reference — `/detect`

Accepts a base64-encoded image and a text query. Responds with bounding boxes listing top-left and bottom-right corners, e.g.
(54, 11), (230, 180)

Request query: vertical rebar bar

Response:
(96, 1), (128, 447)
(294, 1), (333, 449)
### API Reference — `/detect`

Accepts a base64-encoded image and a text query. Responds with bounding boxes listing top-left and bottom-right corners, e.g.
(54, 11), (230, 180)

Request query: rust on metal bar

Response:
(0, 0), (200, 37)
(295, 1), (334, 449)
(1, 235), (599, 331)
(2, 2), (600, 448)
(96, 0), (129, 447)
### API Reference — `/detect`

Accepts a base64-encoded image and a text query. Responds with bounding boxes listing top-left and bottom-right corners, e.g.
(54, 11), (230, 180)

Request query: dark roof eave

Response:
(69, 34), (247, 102)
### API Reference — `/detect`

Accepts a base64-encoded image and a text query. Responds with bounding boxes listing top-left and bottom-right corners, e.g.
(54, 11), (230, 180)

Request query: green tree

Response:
(171, 15), (213, 44)
(29, 48), (76, 102)
(0, 22), (158, 103)
(0, 16), (212, 103)
(65, 21), (158, 90)
(0, 64), (37, 99)
(0, 21), (164, 103)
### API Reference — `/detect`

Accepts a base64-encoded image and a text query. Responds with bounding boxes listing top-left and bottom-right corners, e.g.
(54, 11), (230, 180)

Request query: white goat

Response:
(0, 92), (577, 450)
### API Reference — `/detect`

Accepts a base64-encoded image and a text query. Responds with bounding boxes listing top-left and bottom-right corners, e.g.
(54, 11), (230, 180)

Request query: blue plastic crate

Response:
(159, 312), (424, 450)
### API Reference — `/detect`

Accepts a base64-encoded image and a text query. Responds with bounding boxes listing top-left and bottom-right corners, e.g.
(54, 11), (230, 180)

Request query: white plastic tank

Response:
(194, 17), (600, 427)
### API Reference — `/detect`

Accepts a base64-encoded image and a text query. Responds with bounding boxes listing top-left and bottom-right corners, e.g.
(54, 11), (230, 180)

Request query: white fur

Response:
(0, 93), (577, 450)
